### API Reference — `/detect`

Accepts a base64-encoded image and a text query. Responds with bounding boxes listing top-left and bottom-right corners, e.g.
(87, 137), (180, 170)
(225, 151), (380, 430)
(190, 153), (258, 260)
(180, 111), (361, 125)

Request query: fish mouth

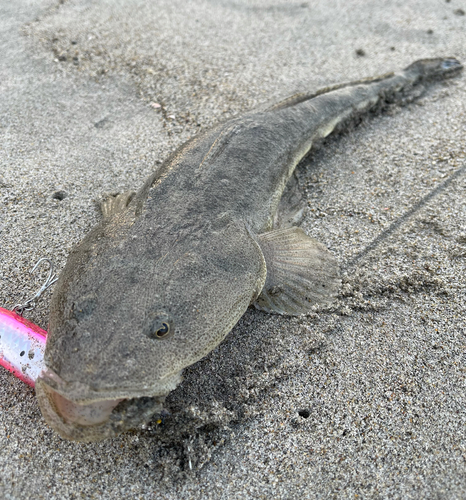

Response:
(36, 369), (167, 442)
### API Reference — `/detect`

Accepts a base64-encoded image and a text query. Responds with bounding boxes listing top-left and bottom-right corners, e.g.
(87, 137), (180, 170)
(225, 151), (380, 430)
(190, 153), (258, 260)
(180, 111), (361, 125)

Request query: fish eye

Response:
(144, 312), (174, 340)
(155, 322), (170, 338)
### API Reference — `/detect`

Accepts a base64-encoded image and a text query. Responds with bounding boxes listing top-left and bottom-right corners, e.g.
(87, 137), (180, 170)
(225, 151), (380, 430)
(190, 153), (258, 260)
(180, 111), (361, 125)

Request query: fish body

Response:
(0, 307), (46, 387)
(35, 58), (462, 441)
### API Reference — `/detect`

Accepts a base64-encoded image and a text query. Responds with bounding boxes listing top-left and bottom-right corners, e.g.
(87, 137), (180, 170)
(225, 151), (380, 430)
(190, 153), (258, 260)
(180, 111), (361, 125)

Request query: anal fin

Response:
(254, 227), (340, 315)
(100, 191), (136, 218)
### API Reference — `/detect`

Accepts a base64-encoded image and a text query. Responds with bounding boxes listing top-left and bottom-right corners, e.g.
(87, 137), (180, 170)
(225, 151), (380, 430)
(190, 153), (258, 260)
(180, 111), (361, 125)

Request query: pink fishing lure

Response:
(0, 307), (47, 387)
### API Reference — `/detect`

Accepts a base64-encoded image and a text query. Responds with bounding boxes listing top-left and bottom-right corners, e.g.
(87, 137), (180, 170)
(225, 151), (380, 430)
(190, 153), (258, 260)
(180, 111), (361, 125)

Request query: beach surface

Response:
(1, 0), (465, 498)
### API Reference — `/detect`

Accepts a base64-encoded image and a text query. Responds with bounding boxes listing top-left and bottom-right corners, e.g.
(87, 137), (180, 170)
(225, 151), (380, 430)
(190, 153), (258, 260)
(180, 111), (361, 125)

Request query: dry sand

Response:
(1, 0), (465, 498)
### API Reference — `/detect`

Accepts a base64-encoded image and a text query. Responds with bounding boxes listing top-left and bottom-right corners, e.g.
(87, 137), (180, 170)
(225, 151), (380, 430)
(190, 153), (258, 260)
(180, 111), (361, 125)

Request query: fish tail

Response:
(403, 57), (463, 82)
(266, 57), (462, 114)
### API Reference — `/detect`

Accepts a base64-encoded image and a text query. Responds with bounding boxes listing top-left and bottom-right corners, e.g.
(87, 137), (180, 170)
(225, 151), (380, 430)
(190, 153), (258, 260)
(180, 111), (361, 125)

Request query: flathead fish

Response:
(35, 58), (462, 441)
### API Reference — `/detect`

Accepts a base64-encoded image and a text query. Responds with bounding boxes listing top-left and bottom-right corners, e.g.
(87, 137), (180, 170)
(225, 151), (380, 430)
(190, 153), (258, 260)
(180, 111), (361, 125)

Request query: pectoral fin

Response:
(254, 227), (340, 315)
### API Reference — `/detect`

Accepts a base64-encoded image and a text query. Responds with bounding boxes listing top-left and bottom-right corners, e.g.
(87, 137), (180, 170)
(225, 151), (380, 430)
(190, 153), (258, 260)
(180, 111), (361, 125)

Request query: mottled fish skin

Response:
(36, 58), (462, 442)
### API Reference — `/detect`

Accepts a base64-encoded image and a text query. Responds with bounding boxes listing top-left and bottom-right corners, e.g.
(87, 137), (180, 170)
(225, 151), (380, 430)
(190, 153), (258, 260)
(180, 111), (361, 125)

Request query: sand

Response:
(1, 0), (465, 498)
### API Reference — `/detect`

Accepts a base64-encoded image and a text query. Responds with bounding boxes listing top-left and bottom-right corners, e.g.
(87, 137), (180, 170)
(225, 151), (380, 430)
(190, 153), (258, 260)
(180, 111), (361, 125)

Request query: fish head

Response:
(36, 214), (266, 441)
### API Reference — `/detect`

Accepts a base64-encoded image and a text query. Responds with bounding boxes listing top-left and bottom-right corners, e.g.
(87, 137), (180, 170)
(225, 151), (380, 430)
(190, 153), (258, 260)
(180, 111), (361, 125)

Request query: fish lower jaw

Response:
(36, 375), (169, 442)
(43, 384), (123, 426)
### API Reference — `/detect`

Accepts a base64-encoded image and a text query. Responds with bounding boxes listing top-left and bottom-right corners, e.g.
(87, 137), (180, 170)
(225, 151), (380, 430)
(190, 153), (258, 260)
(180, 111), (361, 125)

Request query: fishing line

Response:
(344, 160), (466, 270)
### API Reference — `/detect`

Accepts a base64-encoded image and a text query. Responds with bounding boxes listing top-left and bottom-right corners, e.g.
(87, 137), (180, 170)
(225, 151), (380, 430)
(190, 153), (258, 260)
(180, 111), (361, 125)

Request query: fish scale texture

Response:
(1, 0), (466, 498)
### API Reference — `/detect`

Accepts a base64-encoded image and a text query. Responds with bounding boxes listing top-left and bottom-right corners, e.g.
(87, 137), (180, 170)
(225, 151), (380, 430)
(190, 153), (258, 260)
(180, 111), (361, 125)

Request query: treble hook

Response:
(12, 258), (58, 316)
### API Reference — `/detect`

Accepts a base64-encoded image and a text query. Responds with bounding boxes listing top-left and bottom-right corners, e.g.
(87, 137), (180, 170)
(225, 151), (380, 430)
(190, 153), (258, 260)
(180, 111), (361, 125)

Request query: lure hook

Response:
(12, 258), (58, 315)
